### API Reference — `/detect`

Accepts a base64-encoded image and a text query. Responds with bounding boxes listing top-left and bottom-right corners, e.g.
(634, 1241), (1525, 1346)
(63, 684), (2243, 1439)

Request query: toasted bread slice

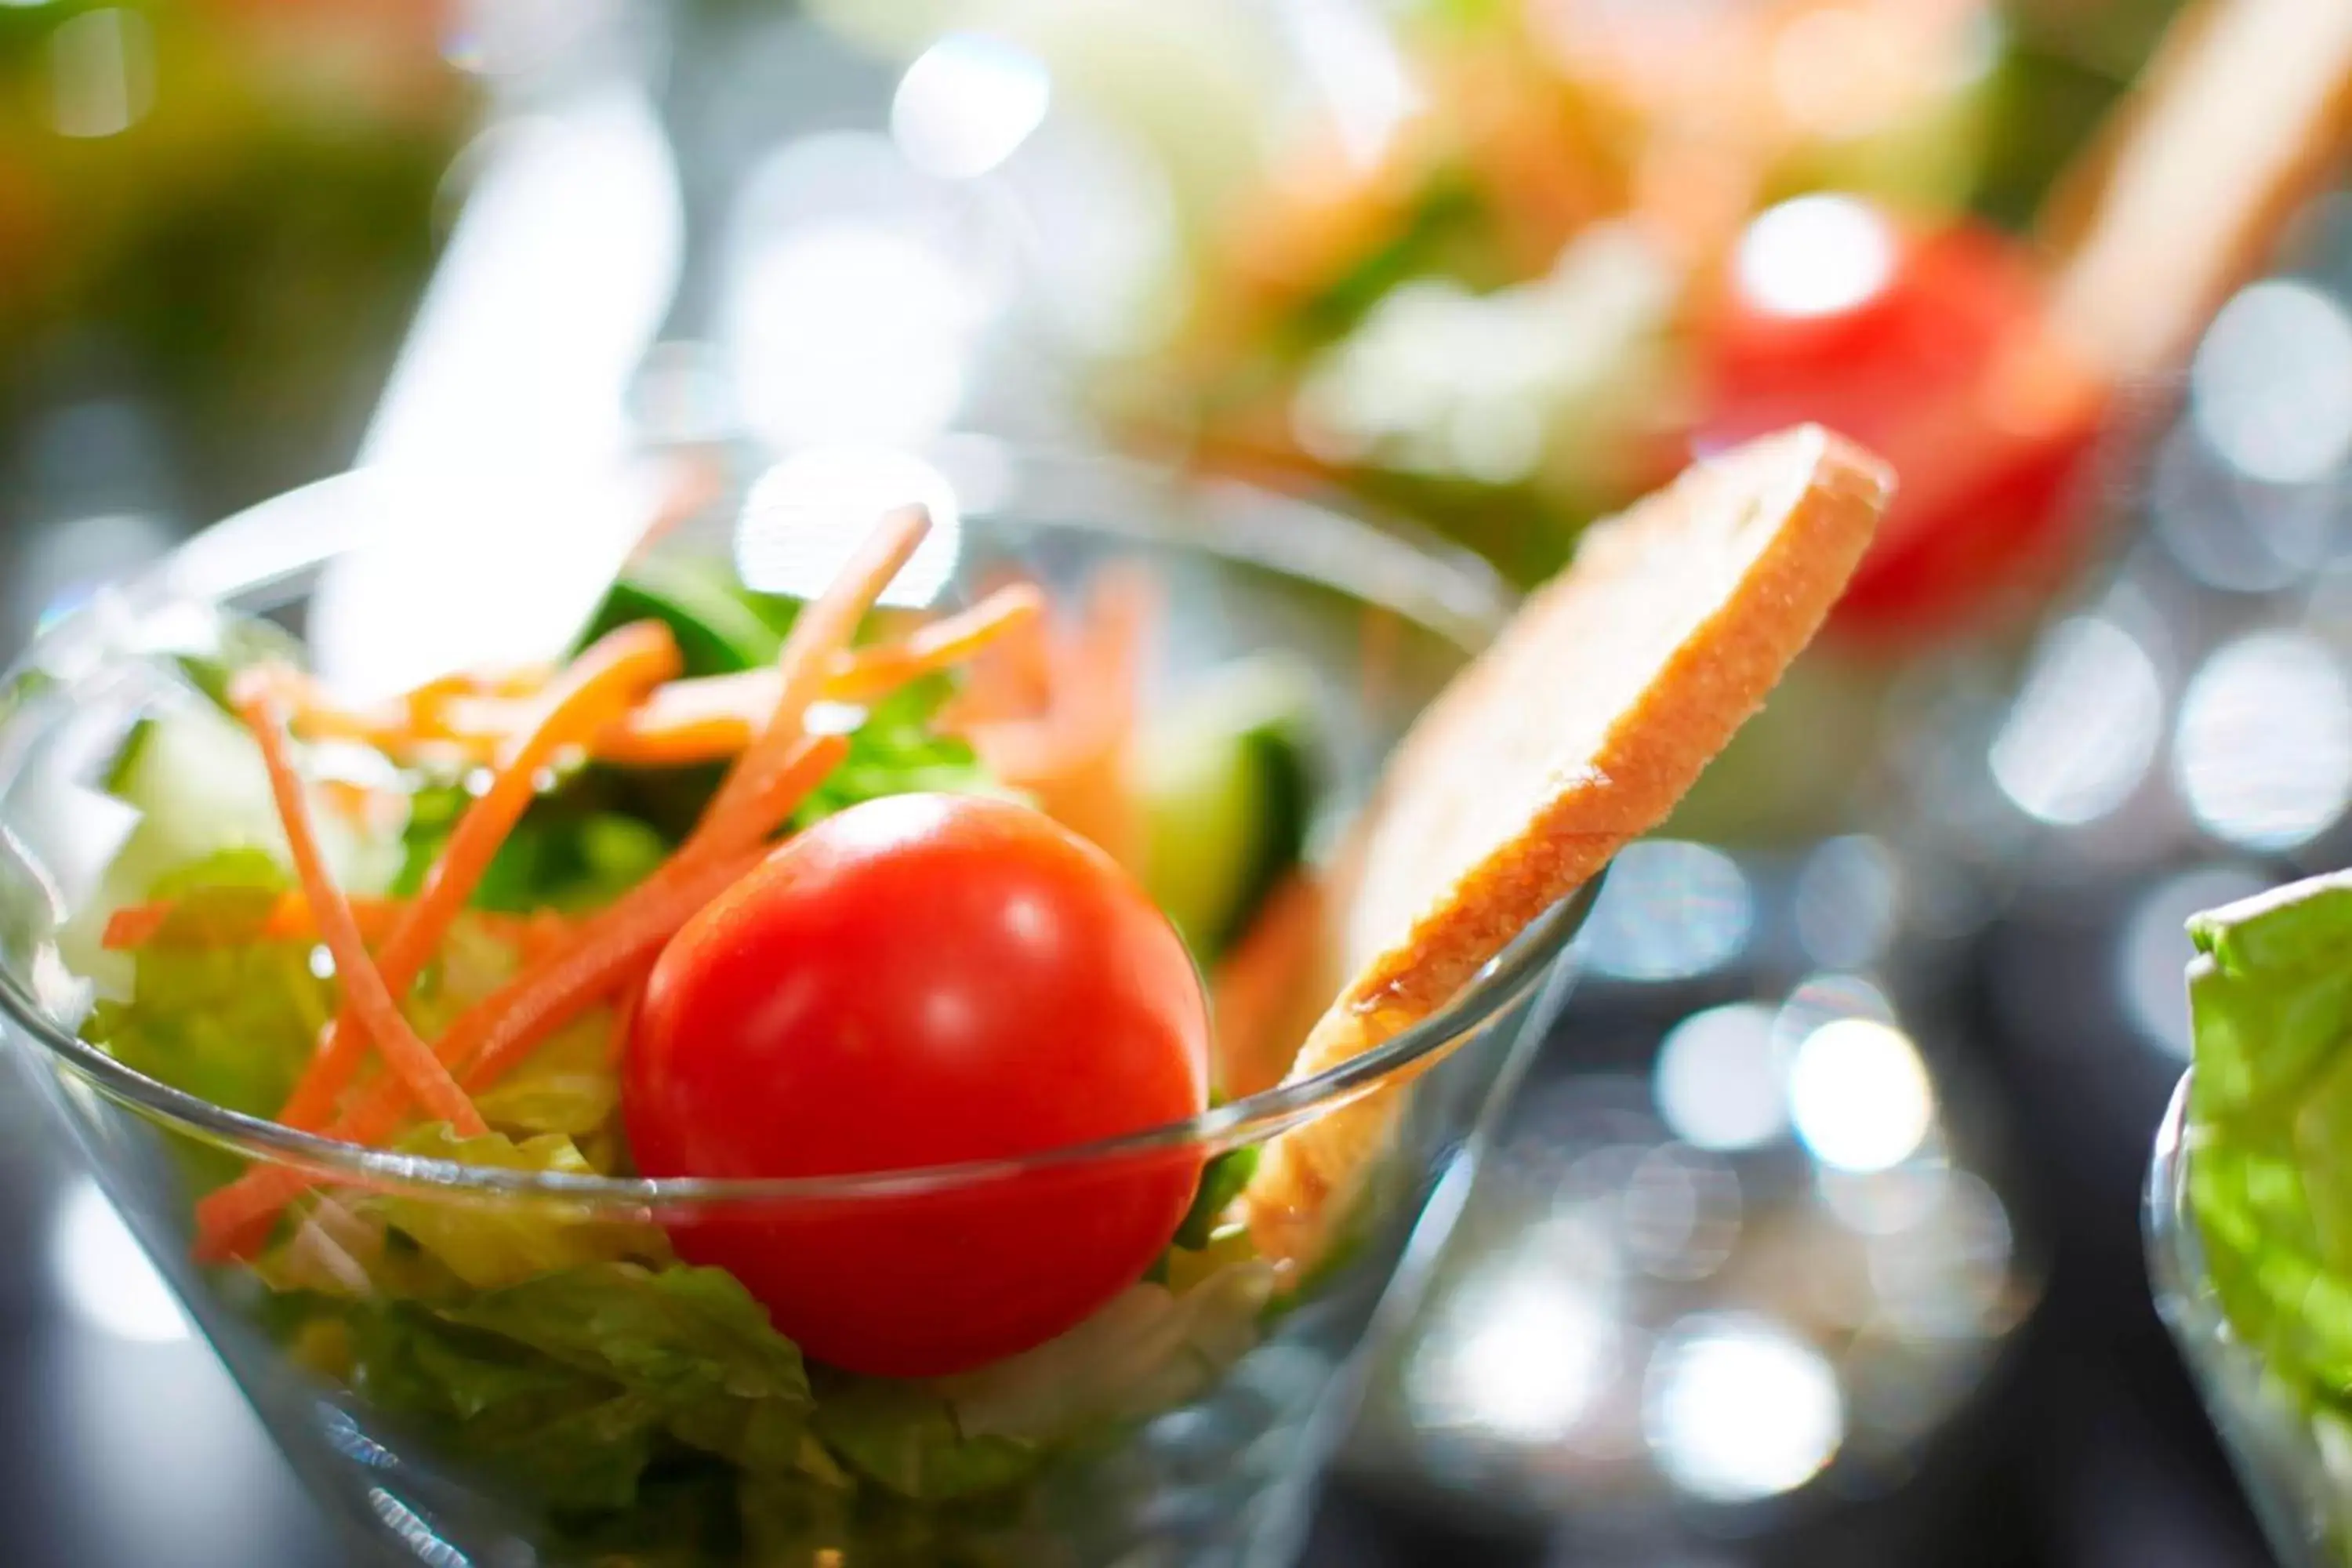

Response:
(1241, 426), (1893, 1269)
(2042, 0), (2352, 385)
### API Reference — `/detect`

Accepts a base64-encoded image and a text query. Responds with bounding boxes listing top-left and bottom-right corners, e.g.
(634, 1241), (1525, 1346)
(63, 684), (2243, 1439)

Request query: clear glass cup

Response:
(0, 449), (1597, 1568)
(2147, 1071), (2352, 1568)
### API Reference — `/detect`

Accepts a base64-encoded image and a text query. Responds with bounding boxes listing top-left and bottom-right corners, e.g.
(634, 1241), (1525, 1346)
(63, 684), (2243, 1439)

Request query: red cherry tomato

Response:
(624, 793), (1210, 1377)
(1695, 196), (2111, 645)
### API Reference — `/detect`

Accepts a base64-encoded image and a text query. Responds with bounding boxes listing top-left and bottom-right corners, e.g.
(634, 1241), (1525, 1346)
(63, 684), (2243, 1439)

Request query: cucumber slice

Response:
(99, 701), (390, 895)
(1138, 657), (1319, 961)
(579, 559), (789, 679)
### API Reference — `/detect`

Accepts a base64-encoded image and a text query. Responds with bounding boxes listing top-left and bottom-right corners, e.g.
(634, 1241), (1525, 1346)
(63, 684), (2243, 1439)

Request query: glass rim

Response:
(0, 445), (1600, 1207)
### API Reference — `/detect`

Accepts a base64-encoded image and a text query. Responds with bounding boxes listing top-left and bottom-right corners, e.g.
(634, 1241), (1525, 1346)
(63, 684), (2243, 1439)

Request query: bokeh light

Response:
(1406, 1248), (1620, 1445)
(1733, 195), (1895, 319)
(1990, 615), (2164, 826)
(2173, 630), (2352, 851)
(1653, 1003), (1786, 1152)
(1788, 1018), (1933, 1174)
(1645, 1315), (1843, 1503)
(1581, 840), (1755, 982)
(2192, 281), (2352, 485)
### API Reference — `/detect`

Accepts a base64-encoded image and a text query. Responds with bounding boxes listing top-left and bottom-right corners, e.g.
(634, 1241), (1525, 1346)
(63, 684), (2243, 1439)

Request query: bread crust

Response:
(1242, 426), (1893, 1268)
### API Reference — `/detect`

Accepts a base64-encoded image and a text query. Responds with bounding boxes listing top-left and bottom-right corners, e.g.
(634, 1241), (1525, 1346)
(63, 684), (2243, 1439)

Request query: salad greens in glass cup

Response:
(0, 451), (1598, 1568)
(2149, 872), (2352, 1568)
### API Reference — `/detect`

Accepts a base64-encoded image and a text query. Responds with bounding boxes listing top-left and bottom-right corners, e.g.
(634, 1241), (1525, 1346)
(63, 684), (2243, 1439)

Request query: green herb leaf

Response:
(1173, 1144), (1259, 1250)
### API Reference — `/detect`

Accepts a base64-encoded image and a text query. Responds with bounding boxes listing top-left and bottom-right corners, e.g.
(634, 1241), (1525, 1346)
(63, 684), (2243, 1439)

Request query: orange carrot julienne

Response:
(688, 506), (929, 856)
(588, 583), (1047, 767)
(102, 894), (550, 952)
(230, 677), (486, 1138)
(608, 971), (651, 1068)
(959, 567), (1152, 868)
(274, 622), (680, 1132)
(190, 847), (770, 1261)
(281, 574), (1029, 771)
(191, 733), (848, 1261)
(1210, 873), (1327, 1100)
(826, 583), (1045, 704)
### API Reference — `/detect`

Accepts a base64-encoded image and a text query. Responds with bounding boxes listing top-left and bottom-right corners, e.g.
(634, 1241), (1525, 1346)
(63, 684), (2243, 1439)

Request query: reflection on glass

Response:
(737, 446), (964, 608)
(49, 7), (153, 140)
(719, 133), (1002, 451)
(49, 1177), (187, 1345)
(2173, 630), (2352, 851)
(891, 32), (1053, 180)
(1406, 1241), (1620, 1445)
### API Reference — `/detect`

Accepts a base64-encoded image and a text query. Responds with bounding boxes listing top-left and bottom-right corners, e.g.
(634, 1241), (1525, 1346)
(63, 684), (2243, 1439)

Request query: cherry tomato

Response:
(1694, 195), (2111, 644)
(624, 793), (1211, 1377)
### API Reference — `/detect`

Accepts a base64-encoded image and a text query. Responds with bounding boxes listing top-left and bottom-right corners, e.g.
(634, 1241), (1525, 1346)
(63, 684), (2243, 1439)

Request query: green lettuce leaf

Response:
(470, 1010), (623, 1143)
(350, 1299), (666, 1512)
(811, 1380), (1038, 1501)
(379, 1127), (668, 1289)
(82, 849), (328, 1120)
(329, 1260), (827, 1515)
(2187, 872), (2352, 1411)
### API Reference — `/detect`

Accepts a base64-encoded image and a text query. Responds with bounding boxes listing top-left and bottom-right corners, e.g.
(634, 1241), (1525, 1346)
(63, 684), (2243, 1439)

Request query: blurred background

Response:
(2, 0), (2347, 1563)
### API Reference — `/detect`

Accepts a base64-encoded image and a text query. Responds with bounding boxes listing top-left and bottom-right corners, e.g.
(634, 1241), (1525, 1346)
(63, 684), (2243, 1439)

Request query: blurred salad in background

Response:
(0, 0), (470, 524)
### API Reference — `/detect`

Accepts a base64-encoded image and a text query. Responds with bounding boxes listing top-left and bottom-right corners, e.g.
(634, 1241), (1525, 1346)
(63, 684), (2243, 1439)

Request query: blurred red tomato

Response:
(1695, 194), (2111, 645)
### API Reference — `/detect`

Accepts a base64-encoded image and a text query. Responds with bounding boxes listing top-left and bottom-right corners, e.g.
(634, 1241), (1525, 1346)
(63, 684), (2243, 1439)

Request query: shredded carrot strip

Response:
(826, 583), (1046, 704)
(231, 677), (486, 1138)
(608, 971), (651, 1069)
(586, 583), (1044, 767)
(274, 622), (679, 1132)
(278, 566), (1029, 774)
(520, 908), (573, 964)
(938, 571), (1054, 728)
(959, 568), (1152, 869)
(1209, 875), (1327, 1100)
(191, 733), (847, 1261)
(103, 895), (549, 952)
(256, 666), (413, 751)
(190, 848), (768, 1261)
(688, 506), (929, 857)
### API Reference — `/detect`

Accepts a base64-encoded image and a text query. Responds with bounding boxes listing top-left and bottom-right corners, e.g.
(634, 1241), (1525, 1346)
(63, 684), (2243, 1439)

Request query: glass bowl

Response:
(0, 450), (1599, 1568)
(2147, 1070), (2352, 1568)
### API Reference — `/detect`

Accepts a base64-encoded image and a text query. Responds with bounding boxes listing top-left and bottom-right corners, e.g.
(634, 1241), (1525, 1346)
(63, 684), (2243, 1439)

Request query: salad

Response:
(1105, 0), (2350, 649)
(19, 426), (1886, 1564)
(2176, 869), (2352, 1561)
(60, 503), (1334, 1560)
